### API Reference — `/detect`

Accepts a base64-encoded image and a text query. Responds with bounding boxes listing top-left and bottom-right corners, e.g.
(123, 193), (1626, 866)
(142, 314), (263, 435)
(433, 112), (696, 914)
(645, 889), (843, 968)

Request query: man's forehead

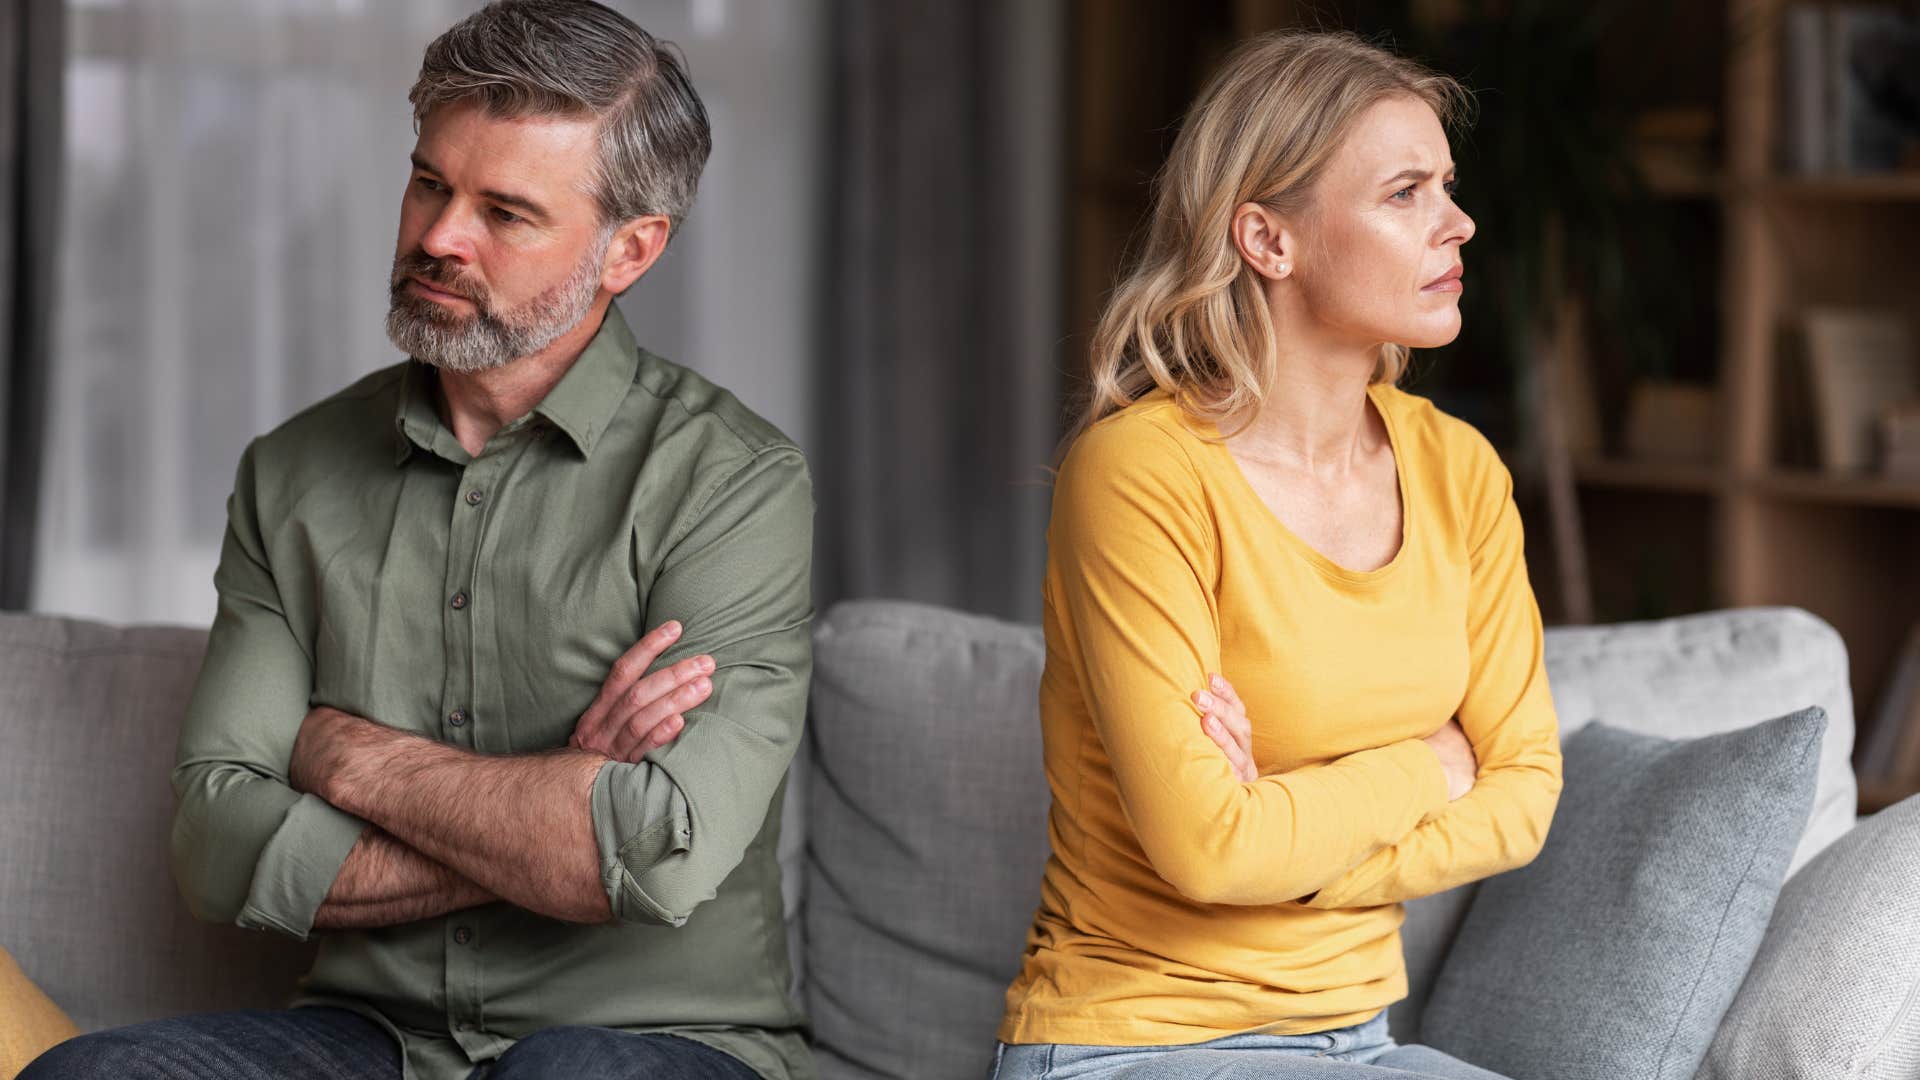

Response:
(414, 102), (599, 194)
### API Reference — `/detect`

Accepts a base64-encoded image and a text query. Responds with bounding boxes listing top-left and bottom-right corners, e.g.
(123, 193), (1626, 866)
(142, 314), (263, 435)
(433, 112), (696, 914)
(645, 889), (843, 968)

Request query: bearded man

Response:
(22, 3), (813, 1079)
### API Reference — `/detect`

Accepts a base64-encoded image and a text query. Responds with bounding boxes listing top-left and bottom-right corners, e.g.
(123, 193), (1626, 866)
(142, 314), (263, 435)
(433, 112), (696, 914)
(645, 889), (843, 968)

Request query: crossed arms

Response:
(170, 444), (813, 938)
(1052, 419), (1563, 910)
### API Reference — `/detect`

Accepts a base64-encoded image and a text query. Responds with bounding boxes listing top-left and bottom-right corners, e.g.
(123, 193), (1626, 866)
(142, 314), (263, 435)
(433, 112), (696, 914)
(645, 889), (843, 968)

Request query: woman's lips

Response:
(1422, 268), (1463, 293)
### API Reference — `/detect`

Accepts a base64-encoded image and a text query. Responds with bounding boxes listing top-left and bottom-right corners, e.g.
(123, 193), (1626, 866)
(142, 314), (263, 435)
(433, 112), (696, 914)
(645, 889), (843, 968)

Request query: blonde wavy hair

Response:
(1062, 29), (1474, 456)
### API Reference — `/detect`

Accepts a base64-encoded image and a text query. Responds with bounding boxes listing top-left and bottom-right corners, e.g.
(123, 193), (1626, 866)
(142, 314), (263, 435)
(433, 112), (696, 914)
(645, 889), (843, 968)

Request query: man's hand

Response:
(569, 620), (714, 763)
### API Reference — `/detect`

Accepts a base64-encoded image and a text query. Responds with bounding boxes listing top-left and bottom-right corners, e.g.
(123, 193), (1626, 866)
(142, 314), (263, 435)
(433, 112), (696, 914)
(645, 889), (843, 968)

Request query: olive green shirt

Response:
(170, 304), (815, 1080)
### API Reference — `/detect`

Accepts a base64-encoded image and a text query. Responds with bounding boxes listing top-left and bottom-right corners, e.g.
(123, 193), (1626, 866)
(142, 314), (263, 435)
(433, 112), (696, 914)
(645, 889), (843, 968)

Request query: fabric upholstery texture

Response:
(1696, 792), (1920, 1080)
(802, 602), (1049, 1080)
(1422, 709), (1826, 1080)
(1542, 606), (1855, 875)
(0, 614), (314, 1033)
(0, 945), (78, 1080)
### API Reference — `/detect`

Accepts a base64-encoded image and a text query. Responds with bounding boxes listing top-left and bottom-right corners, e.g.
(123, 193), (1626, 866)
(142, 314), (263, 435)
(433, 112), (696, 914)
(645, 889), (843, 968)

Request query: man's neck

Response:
(433, 297), (612, 457)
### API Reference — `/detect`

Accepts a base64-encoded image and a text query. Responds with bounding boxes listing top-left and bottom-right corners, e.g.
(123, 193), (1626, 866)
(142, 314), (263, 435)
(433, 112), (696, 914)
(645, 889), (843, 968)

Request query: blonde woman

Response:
(994, 30), (1562, 1080)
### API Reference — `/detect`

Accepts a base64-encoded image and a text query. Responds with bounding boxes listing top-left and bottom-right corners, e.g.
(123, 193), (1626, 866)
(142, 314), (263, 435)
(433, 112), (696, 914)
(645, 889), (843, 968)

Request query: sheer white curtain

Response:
(34, 0), (823, 626)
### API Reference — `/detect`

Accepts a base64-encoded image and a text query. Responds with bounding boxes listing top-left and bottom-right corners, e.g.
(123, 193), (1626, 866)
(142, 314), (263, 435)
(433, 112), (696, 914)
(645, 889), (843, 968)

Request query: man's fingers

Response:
(623, 654), (714, 711)
(606, 676), (712, 762)
(613, 621), (683, 682)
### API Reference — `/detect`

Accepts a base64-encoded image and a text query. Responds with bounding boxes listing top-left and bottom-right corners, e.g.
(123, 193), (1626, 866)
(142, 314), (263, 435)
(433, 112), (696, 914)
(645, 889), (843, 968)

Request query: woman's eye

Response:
(1393, 179), (1460, 202)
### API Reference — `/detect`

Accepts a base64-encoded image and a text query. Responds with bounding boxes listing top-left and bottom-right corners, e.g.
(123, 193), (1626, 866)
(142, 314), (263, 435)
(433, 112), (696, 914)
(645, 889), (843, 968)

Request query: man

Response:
(23, 3), (813, 1078)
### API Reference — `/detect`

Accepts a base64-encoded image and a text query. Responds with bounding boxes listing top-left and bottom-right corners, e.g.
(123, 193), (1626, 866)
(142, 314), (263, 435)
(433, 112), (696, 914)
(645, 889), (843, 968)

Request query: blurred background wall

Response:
(3, 0), (1920, 809)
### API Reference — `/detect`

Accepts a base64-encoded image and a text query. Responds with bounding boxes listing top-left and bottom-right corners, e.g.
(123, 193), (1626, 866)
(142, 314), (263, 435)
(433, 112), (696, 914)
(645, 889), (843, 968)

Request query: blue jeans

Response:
(20, 1007), (761, 1079)
(992, 1010), (1510, 1079)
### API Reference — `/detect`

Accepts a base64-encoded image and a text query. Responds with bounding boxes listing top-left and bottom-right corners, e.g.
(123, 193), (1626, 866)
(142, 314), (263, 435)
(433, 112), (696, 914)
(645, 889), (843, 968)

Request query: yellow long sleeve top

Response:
(998, 382), (1563, 1046)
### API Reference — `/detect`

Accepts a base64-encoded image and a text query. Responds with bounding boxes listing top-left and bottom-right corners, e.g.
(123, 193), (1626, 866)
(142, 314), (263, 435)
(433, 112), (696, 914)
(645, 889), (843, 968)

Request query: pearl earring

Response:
(1276, 262), (1289, 275)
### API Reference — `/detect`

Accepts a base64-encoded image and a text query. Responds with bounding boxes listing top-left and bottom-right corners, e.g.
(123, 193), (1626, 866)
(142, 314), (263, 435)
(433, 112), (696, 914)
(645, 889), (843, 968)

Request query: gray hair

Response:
(408, 0), (712, 236)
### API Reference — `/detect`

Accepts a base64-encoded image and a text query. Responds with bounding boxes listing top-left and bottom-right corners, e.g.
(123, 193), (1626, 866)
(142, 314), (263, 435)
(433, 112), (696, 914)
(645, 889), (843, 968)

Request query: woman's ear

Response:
(1231, 202), (1294, 282)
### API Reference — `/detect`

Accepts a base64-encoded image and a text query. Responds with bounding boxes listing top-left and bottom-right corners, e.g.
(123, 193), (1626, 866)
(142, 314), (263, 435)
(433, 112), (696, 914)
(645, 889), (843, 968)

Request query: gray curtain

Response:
(0, 0), (61, 611)
(817, 0), (1066, 623)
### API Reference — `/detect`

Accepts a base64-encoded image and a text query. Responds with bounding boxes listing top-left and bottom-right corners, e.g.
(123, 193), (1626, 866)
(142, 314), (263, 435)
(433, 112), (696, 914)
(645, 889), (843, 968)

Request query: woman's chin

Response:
(1400, 318), (1463, 350)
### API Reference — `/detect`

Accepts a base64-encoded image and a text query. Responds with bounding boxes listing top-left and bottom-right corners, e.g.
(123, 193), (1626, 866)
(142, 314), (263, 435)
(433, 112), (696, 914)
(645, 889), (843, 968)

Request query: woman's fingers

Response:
(1208, 674), (1254, 743)
(1203, 714), (1256, 782)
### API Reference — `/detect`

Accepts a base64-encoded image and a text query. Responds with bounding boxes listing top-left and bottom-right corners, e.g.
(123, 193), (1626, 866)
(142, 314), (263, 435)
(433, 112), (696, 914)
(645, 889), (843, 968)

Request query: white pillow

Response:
(1696, 794), (1920, 1079)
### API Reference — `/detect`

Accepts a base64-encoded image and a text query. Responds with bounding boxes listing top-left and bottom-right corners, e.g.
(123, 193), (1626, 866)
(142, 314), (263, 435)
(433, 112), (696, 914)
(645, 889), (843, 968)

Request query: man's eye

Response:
(492, 208), (522, 224)
(414, 177), (442, 193)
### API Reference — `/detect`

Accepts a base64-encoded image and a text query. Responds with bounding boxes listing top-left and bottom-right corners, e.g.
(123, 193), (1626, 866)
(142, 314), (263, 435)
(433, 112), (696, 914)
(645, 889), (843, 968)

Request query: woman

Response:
(993, 29), (1563, 1080)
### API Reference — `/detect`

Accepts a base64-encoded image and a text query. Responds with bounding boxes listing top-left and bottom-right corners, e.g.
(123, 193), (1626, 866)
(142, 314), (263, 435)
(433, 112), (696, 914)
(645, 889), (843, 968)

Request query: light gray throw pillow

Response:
(1696, 792), (1920, 1080)
(802, 601), (1050, 1080)
(1423, 707), (1827, 1080)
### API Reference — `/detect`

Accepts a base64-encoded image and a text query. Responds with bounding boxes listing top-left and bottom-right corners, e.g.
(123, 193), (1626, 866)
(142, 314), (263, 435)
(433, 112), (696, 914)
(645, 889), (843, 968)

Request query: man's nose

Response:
(419, 203), (480, 264)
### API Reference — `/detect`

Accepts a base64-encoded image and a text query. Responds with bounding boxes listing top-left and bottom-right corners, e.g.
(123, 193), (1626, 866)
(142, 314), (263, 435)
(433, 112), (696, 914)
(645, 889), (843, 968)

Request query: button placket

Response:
(438, 457), (492, 1041)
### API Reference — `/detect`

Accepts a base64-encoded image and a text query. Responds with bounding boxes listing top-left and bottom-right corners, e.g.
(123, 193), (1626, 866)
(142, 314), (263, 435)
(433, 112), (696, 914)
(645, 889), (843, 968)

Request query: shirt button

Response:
(448, 708), (469, 727)
(453, 925), (473, 946)
(450, 591), (468, 610)
(465, 488), (484, 506)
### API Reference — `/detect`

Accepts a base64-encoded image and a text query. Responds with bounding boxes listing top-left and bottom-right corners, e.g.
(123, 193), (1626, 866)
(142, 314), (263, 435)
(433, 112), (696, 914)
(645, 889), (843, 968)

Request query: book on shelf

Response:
(1621, 380), (1718, 464)
(1802, 307), (1918, 473)
(1885, 404), (1920, 480)
(1779, 4), (1920, 175)
(1859, 623), (1920, 786)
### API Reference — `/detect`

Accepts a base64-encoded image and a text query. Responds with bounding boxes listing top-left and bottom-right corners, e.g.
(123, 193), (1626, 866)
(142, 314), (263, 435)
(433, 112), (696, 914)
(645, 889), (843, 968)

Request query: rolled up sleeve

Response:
(169, 443), (367, 939)
(590, 447), (813, 926)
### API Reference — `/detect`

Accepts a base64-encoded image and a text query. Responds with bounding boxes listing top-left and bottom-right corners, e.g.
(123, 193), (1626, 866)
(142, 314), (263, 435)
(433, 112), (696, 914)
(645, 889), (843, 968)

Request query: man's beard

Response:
(384, 232), (610, 374)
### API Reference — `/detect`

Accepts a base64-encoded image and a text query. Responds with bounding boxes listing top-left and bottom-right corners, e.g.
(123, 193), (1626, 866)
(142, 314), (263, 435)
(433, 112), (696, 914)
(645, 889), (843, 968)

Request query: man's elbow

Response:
(603, 860), (721, 927)
(168, 815), (248, 927)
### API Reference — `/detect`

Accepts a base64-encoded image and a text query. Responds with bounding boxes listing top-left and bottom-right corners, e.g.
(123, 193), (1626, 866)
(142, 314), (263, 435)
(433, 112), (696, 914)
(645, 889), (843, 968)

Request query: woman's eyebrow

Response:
(1381, 164), (1458, 186)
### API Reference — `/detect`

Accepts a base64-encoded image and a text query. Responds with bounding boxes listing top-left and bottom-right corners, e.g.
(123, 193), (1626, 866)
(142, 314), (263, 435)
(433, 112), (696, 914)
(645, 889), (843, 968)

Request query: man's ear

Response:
(601, 215), (672, 294)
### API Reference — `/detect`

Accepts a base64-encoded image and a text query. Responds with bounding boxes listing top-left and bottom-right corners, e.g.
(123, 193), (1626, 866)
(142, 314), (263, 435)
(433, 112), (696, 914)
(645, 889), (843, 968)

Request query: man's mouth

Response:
(408, 276), (472, 305)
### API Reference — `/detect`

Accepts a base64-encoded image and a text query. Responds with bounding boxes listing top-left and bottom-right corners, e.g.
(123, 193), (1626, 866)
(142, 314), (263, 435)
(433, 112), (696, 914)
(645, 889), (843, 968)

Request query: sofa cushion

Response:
(803, 601), (1048, 1080)
(1423, 708), (1826, 1080)
(0, 614), (314, 1032)
(1697, 792), (1920, 1080)
(1543, 606), (1855, 876)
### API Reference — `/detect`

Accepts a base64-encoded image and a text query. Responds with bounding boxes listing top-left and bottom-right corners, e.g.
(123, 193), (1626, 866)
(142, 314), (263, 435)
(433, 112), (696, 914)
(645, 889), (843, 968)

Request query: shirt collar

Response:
(393, 303), (642, 465)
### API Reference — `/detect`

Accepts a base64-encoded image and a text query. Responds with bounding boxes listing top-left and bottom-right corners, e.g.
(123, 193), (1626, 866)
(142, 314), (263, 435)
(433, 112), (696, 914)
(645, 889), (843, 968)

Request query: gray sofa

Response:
(0, 599), (1907, 1079)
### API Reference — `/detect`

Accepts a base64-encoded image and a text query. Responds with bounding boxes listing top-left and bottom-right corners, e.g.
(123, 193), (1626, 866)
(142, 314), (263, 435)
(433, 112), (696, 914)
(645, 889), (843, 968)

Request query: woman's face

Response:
(1241, 96), (1476, 355)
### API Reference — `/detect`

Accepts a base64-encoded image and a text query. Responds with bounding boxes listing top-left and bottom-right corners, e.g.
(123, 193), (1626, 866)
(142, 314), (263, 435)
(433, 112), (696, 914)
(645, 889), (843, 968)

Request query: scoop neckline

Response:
(1196, 381), (1414, 585)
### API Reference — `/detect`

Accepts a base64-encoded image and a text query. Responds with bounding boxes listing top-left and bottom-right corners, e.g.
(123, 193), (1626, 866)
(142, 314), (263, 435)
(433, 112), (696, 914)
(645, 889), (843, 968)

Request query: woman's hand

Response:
(1195, 674), (1480, 800)
(1422, 718), (1480, 801)
(1193, 673), (1257, 782)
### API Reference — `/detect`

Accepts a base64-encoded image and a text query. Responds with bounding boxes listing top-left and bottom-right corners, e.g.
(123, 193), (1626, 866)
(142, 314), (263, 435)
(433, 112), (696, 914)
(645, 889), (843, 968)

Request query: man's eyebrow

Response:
(408, 152), (552, 221)
(1382, 164), (1458, 186)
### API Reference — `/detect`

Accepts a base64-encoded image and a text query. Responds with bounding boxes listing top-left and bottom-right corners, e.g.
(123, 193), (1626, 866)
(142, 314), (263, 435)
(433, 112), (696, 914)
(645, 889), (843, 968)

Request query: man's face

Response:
(387, 100), (613, 373)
